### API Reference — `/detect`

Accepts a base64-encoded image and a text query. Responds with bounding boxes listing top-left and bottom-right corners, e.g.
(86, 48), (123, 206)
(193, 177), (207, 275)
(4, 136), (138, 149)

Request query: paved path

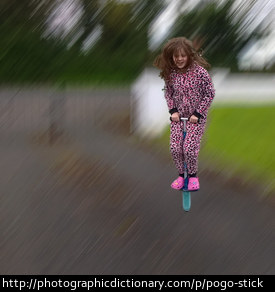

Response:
(1, 120), (275, 275)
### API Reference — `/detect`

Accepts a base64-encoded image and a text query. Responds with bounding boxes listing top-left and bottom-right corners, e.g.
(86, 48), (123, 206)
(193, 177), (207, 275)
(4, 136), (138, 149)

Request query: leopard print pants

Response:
(170, 120), (206, 176)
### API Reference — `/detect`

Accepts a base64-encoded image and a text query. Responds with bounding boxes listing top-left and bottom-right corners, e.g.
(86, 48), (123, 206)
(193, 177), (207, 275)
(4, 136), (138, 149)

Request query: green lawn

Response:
(200, 104), (275, 194)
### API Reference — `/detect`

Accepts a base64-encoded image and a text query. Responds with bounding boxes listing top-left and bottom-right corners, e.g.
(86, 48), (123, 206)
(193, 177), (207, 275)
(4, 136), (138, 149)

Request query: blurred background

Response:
(0, 0), (275, 275)
(1, 0), (275, 83)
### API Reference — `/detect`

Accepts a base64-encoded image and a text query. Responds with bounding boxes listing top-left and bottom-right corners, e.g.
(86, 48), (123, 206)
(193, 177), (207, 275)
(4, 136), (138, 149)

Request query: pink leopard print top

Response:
(164, 63), (215, 121)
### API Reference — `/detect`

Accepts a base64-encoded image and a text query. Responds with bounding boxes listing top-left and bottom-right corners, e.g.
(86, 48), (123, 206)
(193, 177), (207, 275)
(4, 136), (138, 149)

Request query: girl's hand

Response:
(171, 112), (180, 122)
(190, 115), (199, 124)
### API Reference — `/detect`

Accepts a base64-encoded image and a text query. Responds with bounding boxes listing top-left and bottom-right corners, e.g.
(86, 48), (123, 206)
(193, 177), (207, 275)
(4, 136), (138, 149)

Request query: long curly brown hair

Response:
(153, 37), (210, 81)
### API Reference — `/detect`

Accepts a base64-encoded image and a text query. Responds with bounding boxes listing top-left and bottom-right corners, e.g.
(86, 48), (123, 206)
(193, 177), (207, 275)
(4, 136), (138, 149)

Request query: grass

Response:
(158, 104), (275, 195)
(202, 104), (275, 194)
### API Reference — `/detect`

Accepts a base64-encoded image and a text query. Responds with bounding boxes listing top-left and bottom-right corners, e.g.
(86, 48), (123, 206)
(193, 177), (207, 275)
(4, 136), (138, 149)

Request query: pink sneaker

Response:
(171, 176), (185, 190)
(188, 177), (200, 191)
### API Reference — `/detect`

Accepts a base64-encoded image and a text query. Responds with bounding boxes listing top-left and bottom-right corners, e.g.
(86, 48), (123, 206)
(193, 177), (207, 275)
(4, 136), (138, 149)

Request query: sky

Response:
(235, 0), (275, 69)
(149, 0), (182, 50)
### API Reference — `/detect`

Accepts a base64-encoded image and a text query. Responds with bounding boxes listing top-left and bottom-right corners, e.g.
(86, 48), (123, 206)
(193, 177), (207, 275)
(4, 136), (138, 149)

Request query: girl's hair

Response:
(153, 37), (210, 81)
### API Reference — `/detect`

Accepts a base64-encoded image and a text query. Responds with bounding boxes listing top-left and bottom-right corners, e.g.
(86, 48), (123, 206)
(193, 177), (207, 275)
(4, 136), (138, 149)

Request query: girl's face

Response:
(173, 49), (188, 69)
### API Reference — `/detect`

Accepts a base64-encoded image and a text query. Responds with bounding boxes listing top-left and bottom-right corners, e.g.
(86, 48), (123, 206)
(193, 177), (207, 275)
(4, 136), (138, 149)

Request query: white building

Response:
(131, 67), (275, 138)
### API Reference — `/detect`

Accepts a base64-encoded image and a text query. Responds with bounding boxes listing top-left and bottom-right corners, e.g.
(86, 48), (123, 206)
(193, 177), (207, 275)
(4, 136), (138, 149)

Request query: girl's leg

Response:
(170, 121), (185, 175)
(183, 122), (205, 176)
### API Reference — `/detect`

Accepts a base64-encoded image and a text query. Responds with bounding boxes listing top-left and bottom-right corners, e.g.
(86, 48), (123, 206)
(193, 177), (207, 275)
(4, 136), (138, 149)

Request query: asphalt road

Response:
(0, 89), (275, 275)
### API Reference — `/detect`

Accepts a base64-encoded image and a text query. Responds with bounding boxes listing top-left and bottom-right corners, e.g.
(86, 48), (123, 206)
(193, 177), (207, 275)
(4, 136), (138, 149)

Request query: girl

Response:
(154, 37), (215, 191)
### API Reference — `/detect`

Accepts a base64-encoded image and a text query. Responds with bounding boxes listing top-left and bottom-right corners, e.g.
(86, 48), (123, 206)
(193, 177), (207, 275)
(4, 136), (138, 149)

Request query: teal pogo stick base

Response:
(182, 191), (191, 211)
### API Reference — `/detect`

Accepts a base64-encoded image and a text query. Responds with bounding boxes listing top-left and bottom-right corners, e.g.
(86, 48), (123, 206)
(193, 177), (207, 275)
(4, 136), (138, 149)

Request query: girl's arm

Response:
(196, 70), (215, 118)
(164, 82), (178, 114)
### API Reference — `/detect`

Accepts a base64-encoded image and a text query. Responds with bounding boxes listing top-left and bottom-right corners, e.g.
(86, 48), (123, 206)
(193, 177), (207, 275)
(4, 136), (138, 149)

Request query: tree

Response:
(69, 0), (102, 52)
(0, 0), (69, 83)
(75, 0), (167, 82)
(0, 0), (55, 33)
